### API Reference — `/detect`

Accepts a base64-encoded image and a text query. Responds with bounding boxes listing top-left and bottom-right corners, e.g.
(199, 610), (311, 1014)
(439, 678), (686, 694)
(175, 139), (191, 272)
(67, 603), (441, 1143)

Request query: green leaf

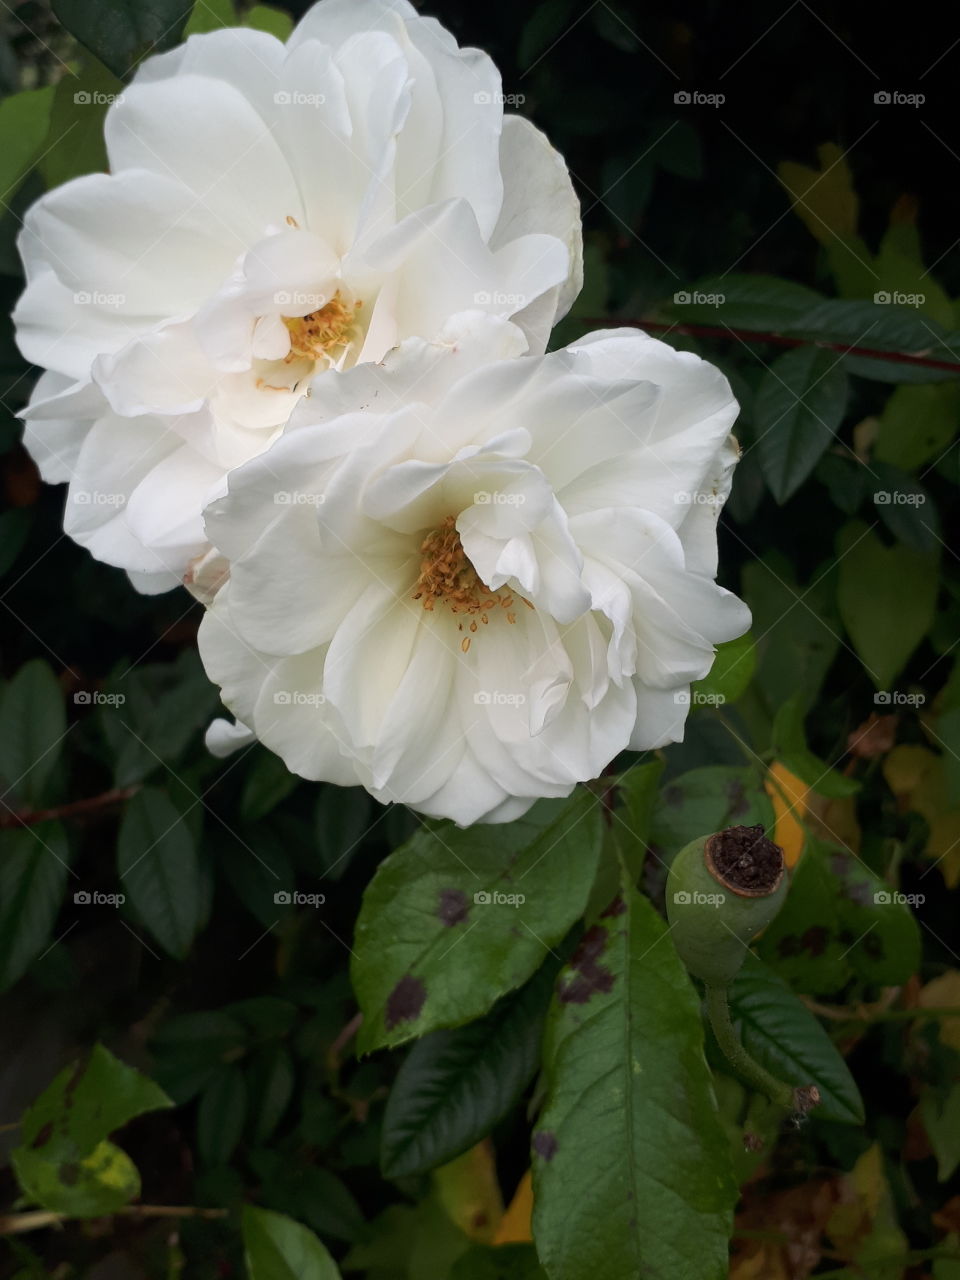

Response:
(40, 59), (121, 188)
(117, 787), (202, 959)
(741, 553), (840, 713)
(352, 791), (603, 1052)
(241, 749), (298, 823)
(243, 1206), (343, 1280)
(532, 884), (736, 1280)
(650, 766), (774, 861)
(785, 299), (958, 383)
(518, 0), (577, 70)
(245, 4), (294, 38)
(0, 88), (55, 201)
(921, 1084), (960, 1181)
(51, 0), (193, 79)
(0, 659), (67, 806)
(253, 1158), (366, 1244)
(757, 840), (921, 991)
(875, 382), (960, 471)
(754, 345), (849, 503)
(869, 462), (940, 553)
(671, 274), (825, 329)
(185, 0), (236, 34)
(451, 1245), (546, 1279)
(316, 785), (375, 879)
(380, 958), (557, 1178)
(12, 1043), (172, 1215)
(771, 696), (859, 797)
(691, 632), (757, 707)
(198, 1065), (248, 1165)
(0, 822), (71, 991)
(246, 1046), (295, 1145)
(727, 955), (865, 1125)
(836, 521), (939, 690)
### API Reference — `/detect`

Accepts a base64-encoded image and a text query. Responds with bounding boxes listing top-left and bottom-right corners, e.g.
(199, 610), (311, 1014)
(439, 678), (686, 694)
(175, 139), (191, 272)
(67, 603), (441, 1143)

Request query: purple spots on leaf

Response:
(438, 888), (469, 927)
(558, 924), (615, 1004)
(385, 974), (427, 1030)
(533, 1130), (558, 1161)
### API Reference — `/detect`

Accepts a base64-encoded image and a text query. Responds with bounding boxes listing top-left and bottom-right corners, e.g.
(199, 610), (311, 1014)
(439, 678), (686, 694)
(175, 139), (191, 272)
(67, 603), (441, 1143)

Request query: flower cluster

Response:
(17, 0), (749, 823)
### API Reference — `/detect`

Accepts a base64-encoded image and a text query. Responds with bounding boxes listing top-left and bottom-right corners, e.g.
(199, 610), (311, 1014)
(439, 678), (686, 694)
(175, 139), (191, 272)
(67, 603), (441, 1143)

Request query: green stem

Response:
(705, 984), (814, 1113)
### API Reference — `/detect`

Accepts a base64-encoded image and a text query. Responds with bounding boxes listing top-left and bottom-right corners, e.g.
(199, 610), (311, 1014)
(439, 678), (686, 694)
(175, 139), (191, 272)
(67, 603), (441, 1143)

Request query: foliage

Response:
(1, 1), (960, 1278)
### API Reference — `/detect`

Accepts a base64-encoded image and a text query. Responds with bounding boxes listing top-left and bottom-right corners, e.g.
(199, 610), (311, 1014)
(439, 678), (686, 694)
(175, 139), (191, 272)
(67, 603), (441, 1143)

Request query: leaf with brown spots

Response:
(352, 791), (602, 1052)
(532, 877), (736, 1280)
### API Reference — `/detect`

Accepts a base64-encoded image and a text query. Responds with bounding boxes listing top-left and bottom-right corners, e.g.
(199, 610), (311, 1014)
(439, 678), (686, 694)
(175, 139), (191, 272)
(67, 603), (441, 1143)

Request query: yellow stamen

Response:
(283, 291), (359, 362)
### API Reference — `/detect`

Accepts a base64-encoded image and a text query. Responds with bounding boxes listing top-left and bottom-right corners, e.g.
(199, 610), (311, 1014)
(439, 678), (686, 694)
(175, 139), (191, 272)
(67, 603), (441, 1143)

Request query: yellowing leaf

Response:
(828, 1143), (908, 1272)
(778, 143), (859, 245)
(435, 1141), (503, 1244)
(919, 972), (960, 1054)
(765, 762), (809, 867)
(494, 1169), (533, 1245)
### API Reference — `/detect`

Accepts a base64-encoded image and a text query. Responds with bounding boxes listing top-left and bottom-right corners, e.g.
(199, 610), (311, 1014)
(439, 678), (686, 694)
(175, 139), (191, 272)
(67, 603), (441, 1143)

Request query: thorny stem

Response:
(581, 317), (960, 373)
(705, 983), (820, 1115)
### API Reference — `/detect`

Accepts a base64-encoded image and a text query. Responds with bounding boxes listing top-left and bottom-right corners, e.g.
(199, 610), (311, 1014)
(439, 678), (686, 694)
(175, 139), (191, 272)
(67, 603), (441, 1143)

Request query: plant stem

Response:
(0, 1206), (228, 1236)
(705, 984), (817, 1113)
(0, 786), (138, 830)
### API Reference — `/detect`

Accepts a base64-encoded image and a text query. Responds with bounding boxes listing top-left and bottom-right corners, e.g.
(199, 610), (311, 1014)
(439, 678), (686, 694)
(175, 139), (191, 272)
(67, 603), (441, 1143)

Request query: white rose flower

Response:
(14, 0), (581, 592)
(198, 314), (751, 825)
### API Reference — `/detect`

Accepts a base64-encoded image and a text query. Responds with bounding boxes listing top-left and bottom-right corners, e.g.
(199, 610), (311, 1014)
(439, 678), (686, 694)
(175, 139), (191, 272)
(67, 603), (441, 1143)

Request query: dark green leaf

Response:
(198, 1065), (248, 1166)
(246, 1046), (295, 1145)
(869, 462), (940, 553)
(352, 791), (603, 1052)
(754, 345), (849, 503)
(51, 0), (193, 79)
(381, 958), (557, 1178)
(771, 696), (859, 797)
(0, 659), (67, 806)
(691, 632), (757, 707)
(117, 787), (201, 959)
(532, 884), (736, 1280)
(728, 955), (865, 1124)
(0, 88), (55, 200)
(651, 765), (774, 861)
(40, 59), (120, 188)
(242, 749), (299, 823)
(0, 821), (71, 991)
(785, 299), (959, 383)
(670, 274), (825, 329)
(451, 1245), (546, 1279)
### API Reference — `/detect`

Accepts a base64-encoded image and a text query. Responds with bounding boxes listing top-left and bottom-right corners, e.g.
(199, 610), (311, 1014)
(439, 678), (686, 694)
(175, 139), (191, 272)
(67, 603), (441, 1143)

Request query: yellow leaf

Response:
(778, 143), (859, 245)
(764, 762), (809, 867)
(493, 1168), (533, 1245)
(926, 812), (960, 890)
(434, 1141), (503, 1244)
(919, 971), (960, 1054)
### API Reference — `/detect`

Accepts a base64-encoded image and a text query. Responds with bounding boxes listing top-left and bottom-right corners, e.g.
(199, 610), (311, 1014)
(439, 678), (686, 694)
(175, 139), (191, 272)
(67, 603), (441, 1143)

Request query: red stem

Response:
(0, 786), (138, 829)
(581, 318), (960, 373)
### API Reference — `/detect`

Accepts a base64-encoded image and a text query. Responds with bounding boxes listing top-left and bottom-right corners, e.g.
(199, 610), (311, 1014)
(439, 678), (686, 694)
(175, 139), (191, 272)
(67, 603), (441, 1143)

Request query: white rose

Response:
(15, 0), (581, 592)
(198, 313), (751, 825)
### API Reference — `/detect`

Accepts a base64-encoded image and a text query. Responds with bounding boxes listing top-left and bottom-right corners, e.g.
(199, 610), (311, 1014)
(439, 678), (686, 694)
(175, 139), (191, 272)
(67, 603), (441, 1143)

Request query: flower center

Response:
(412, 516), (532, 651)
(282, 291), (360, 363)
